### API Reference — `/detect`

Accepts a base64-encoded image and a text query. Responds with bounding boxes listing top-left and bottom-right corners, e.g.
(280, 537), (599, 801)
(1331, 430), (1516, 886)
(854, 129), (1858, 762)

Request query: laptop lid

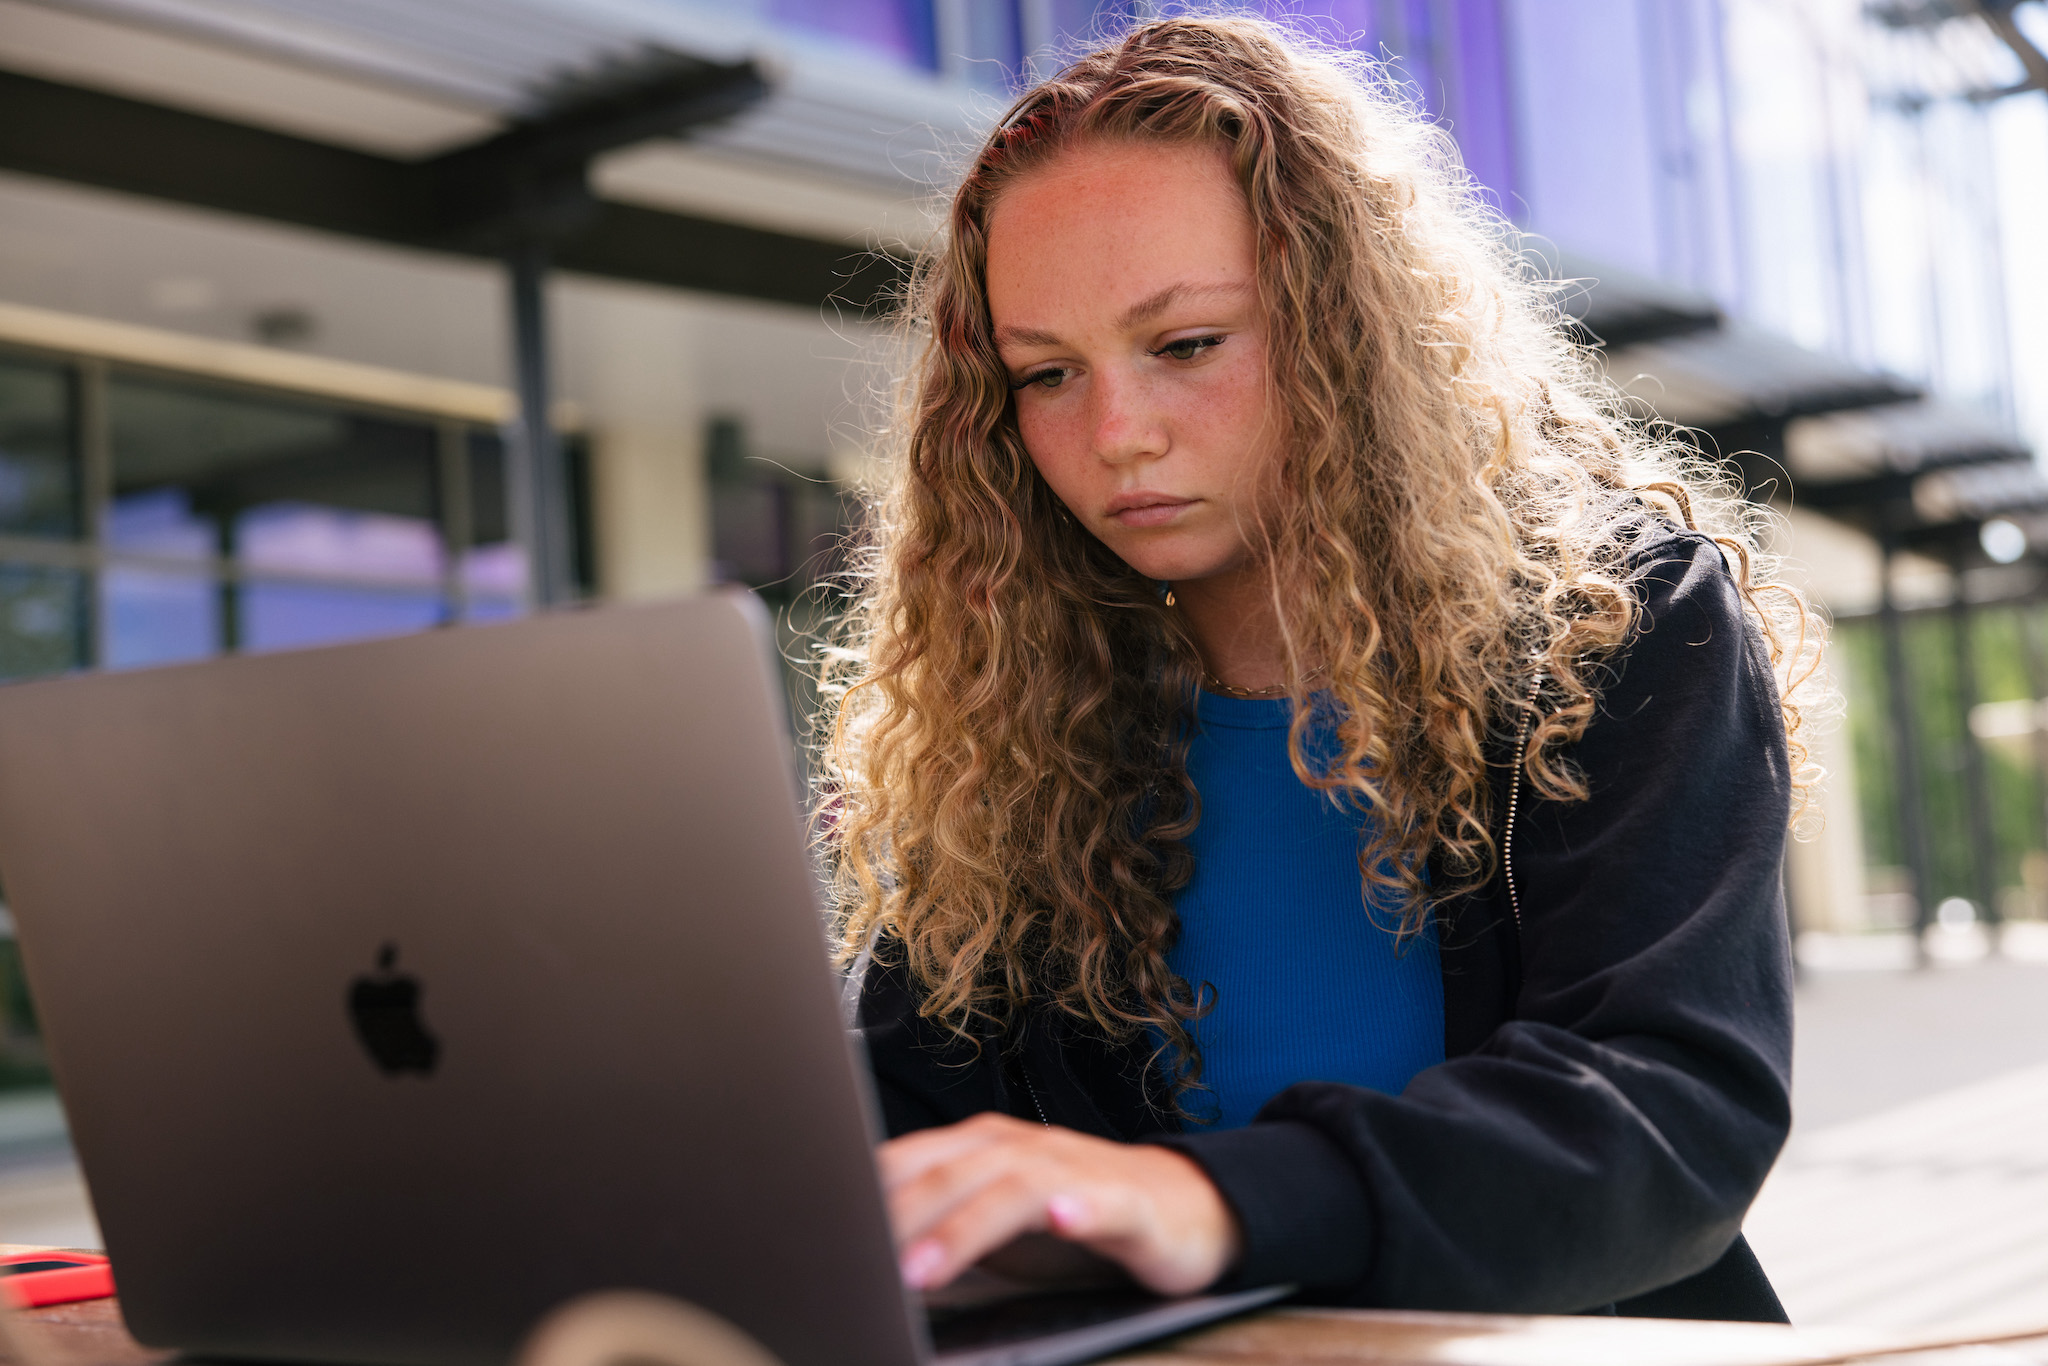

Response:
(0, 594), (925, 1366)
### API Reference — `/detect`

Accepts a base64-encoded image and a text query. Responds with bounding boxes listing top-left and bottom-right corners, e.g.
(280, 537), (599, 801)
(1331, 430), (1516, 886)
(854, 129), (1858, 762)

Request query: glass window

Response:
(460, 430), (528, 621)
(706, 416), (856, 599)
(102, 563), (216, 670)
(0, 566), (86, 681)
(238, 502), (445, 653)
(0, 357), (545, 675)
(0, 355), (84, 683)
(0, 357), (78, 541)
(102, 486), (223, 668)
(0, 893), (51, 1090)
(104, 374), (453, 658)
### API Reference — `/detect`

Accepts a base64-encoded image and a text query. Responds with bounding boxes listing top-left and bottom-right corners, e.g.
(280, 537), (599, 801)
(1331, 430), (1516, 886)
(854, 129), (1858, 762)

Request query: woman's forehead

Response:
(985, 138), (1243, 239)
(982, 141), (1256, 335)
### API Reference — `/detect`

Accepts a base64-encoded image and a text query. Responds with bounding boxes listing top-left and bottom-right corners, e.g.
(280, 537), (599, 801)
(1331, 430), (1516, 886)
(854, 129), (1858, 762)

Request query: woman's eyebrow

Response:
(994, 323), (1065, 350)
(993, 282), (1254, 353)
(1115, 281), (1252, 332)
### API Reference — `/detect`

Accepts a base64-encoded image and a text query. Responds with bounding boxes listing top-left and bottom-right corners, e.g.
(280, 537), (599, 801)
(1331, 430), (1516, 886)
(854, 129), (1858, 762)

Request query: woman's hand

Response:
(877, 1111), (1242, 1296)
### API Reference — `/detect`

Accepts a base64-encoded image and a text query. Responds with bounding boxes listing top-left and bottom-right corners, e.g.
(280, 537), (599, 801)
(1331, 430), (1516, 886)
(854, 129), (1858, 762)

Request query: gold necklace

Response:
(1164, 585), (1328, 698)
(1201, 665), (1328, 700)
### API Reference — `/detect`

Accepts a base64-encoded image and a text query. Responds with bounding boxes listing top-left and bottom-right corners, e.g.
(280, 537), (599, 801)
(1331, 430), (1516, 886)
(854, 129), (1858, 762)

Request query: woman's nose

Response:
(1089, 371), (1167, 466)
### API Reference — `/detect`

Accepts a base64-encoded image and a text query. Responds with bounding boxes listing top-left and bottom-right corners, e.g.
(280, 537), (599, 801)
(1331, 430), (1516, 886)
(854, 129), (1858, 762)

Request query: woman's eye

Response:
(1153, 335), (1224, 362)
(1013, 368), (1068, 391)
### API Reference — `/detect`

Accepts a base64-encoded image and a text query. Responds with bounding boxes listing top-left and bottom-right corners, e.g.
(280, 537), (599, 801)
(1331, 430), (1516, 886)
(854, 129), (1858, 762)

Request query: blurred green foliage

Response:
(1837, 605), (2048, 914)
(0, 934), (51, 1090)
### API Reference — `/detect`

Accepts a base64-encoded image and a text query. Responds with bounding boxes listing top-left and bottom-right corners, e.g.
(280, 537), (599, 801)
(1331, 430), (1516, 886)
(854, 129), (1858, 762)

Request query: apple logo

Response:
(347, 943), (439, 1076)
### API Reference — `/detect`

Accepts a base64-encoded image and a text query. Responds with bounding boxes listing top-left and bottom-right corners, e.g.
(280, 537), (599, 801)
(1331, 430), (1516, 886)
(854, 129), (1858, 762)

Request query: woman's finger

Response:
(899, 1171), (1056, 1289)
(886, 1130), (1049, 1249)
(1043, 1186), (1175, 1283)
(876, 1118), (1242, 1297)
(877, 1111), (1030, 1191)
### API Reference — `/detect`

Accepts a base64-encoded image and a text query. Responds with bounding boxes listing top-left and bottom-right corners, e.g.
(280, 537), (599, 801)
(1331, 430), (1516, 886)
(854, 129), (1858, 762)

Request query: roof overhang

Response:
(0, 0), (981, 310)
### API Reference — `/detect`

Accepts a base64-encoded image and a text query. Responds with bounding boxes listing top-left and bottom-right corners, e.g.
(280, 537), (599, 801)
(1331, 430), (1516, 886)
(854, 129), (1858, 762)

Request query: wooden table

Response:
(1118, 1307), (2048, 1364)
(6, 1297), (2048, 1366)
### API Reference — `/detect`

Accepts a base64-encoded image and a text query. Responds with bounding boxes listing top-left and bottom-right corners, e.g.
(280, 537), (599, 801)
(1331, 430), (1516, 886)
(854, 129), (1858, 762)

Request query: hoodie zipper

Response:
(1016, 1058), (1052, 1127)
(1502, 674), (1543, 934)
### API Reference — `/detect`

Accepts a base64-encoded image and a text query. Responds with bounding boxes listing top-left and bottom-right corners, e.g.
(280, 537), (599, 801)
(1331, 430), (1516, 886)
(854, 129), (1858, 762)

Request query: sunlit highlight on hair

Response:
(815, 14), (1827, 1100)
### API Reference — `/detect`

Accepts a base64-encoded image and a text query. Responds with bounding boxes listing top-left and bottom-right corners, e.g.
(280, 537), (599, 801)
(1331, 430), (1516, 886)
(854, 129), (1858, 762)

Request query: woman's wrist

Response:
(1024, 1138), (1242, 1296)
(1126, 1144), (1243, 1290)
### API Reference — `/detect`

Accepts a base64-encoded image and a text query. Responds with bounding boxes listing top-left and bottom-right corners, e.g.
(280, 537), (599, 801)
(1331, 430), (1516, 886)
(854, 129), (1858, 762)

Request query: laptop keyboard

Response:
(924, 1286), (1182, 1353)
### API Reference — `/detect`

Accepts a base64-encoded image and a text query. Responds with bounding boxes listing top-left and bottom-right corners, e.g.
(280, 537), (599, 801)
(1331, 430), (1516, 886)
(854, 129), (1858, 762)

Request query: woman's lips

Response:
(1107, 496), (1195, 528)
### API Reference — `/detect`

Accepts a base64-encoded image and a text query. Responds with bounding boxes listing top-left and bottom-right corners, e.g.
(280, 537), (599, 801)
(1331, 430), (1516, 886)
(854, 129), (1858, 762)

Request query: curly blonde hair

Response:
(818, 14), (1823, 1091)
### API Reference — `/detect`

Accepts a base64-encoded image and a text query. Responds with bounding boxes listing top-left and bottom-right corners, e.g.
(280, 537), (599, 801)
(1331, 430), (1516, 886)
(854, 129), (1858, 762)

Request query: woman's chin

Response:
(1107, 545), (1245, 587)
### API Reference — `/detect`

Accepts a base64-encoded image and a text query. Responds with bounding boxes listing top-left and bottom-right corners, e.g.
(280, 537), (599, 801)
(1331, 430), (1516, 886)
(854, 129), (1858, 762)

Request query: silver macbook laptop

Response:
(0, 593), (1284, 1366)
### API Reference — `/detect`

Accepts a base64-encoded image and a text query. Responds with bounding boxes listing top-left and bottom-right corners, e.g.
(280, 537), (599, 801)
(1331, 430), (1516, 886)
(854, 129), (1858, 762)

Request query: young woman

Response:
(823, 15), (1821, 1321)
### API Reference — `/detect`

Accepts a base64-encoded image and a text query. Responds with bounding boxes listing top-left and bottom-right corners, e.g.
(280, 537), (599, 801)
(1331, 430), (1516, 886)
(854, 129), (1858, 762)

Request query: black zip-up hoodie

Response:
(852, 526), (1794, 1322)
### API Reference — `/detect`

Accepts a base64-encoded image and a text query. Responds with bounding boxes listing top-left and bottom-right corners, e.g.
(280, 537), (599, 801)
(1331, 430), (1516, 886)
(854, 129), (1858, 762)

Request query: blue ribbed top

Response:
(1165, 690), (1445, 1130)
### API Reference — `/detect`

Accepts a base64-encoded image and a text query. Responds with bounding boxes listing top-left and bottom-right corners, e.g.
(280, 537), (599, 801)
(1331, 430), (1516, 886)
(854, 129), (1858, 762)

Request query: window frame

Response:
(0, 306), (572, 672)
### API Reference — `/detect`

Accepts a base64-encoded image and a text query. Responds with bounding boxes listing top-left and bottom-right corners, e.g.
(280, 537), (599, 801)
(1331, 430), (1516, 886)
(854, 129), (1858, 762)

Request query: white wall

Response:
(556, 280), (709, 601)
(0, 172), (507, 385)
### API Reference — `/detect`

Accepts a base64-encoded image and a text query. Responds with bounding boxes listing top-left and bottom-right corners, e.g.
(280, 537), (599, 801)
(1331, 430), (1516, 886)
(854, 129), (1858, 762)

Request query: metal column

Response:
(1949, 588), (2002, 926)
(434, 417), (473, 626)
(1878, 538), (1940, 958)
(75, 358), (111, 668)
(2022, 605), (2048, 863)
(457, 54), (764, 610)
(507, 236), (576, 608)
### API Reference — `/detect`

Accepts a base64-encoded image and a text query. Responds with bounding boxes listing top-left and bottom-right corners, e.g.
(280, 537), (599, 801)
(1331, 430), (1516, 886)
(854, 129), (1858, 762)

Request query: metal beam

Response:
(1868, 0), (2048, 96)
(0, 67), (420, 237)
(1562, 305), (1721, 352)
(0, 67), (910, 312)
(1969, 0), (2048, 96)
(1949, 590), (2004, 925)
(429, 53), (768, 234)
(561, 201), (908, 311)
(1787, 449), (2033, 512)
(507, 239), (573, 607)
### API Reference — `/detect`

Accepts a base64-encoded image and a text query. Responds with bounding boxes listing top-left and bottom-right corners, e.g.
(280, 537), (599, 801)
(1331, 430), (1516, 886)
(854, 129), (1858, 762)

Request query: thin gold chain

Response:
(1200, 665), (1328, 700)
(1166, 585), (1328, 697)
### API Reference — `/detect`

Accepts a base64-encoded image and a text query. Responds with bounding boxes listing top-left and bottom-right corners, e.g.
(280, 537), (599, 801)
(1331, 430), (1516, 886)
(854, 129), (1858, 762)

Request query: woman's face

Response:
(984, 139), (1279, 587)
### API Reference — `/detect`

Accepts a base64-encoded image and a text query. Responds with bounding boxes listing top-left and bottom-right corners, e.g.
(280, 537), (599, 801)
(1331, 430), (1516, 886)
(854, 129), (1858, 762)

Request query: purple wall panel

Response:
(1446, 0), (1517, 208)
(962, 0), (1025, 88)
(1043, 0), (1099, 41)
(1242, 1), (1376, 47)
(1088, 0), (1144, 39)
(1319, 0), (1378, 44)
(1402, 0), (1440, 114)
(1502, 0), (1660, 271)
(769, 0), (936, 69)
(1038, 1), (1385, 62)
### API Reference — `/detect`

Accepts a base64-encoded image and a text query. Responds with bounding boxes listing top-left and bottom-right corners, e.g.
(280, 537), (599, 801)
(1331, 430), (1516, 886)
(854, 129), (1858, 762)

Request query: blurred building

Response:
(0, 0), (2043, 1017)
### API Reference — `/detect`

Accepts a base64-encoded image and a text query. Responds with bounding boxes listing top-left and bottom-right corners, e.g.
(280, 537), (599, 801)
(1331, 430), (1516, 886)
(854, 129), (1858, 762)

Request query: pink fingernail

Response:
(900, 1241), (945, 1287)
(1047, 1194), (1088, 1231)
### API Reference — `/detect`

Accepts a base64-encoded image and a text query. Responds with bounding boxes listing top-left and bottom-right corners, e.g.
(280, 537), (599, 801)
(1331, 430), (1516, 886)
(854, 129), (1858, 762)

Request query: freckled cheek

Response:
(1016, 405), (1098, 505)
(1168, 366), (1272, 471)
